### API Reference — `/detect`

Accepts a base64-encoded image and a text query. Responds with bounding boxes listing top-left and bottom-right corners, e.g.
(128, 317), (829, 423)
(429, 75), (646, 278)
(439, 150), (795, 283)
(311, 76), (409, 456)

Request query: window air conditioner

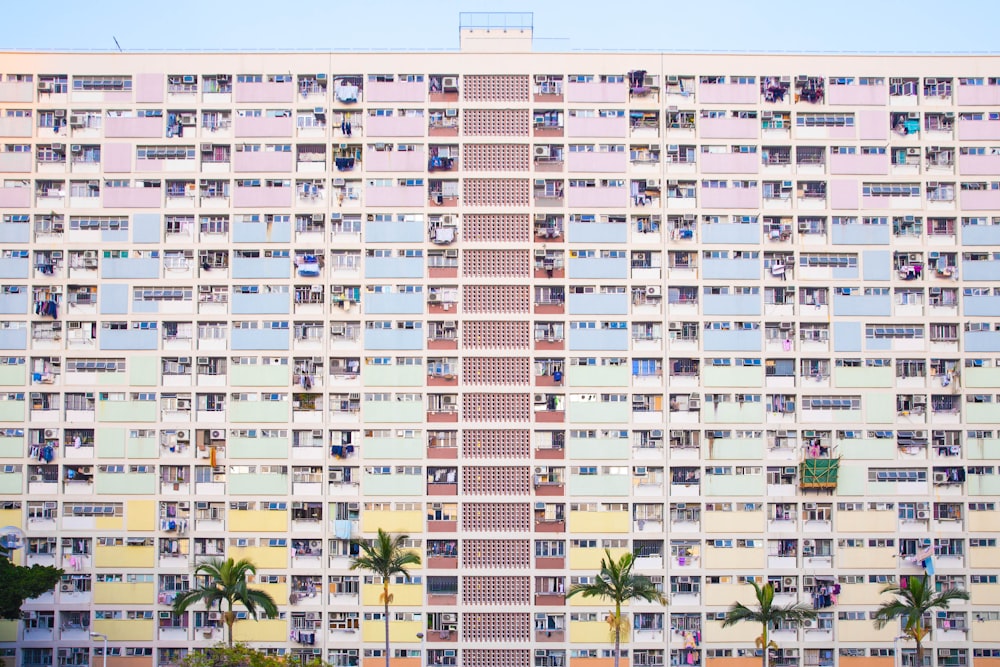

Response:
(311, 213), (324, 222)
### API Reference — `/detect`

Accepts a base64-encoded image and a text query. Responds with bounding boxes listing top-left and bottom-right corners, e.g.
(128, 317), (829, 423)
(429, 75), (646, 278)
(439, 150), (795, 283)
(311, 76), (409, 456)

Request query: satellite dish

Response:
(0, 526), (24, 552)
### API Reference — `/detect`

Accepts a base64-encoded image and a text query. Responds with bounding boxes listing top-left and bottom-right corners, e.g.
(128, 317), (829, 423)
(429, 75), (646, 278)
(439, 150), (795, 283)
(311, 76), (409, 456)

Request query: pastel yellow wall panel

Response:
(362, 619), (422, 643)
(971, 584), (1000, 606)
(839, 659), (892, 667)
(703, 546), (763, 570)
(230, 509), (288, 532)
(969, 511), (1000, 532)
(232, 618), (287, 642)
(703, 511), (764, 533)
(362, 583), (422, 607)
(837, 583), (888, 606)
(229, 546), (287, 569)
(704, 620), (758, 643)
(0, 620), (16, 642)
(94, 516), (125, 531)
(706, 659), (757, 667)
(249, 581), (288, 602)
(704, 583), (755, 607)
(837, 510), (896, 533)
(94, 546), (155, 568)
(569, 620), (615, 643)
(838, 547), (896, 569)
(568, 546), (629, 571)
(125, 500), (155, 531)
(0, 509), (21, 529)
(361, 509), (422, 534)
(91, 619), (154, 641)
(970, 548), (1000, 569)
(93, 582), (154, 605)
(568, 511), (629, 533)
(838, 621), (899, 643)
(972, 620), (1000, 642)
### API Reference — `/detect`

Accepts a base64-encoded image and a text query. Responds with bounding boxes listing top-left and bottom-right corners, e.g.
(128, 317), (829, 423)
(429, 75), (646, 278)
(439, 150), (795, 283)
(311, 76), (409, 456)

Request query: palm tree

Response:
(171, 557), (278, 646)
(872, 574), (970, 667)
(722, 580), (816, 667)
(350, 529), (422, 667)
(565, 549), (666, 667)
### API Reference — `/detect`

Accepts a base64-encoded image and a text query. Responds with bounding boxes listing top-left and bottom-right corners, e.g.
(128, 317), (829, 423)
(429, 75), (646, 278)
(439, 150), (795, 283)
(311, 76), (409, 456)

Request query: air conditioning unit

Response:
(311, 213), (324, 222)
(44, 429), (58, 438)
(783, 467), (797, 476)
(200, 144), (213, 152)
(917, 510), (930, 519)
(176, 430), (190, 442)
(634, 467), (647, 476)
(534, 145), (551, 158)
(933, 472), (950, 484)
(907, 148), (921, 155)
(779, 322), (793, 330)
(210, 430), (224, 440)
(802, 619), (816, 629)
(347, 502), (360, 511)
(783, 577), (795, 586)
(428, 293), (440, 303)
(444, 108), (458, 117)
(53, 109), (65, 117)
(441, 76), (458, 89)
(802, 539), (815, 547)
(314, 107), (326, 115)
(332, 178), (345, 187)
(651, 429), (664, 438)
(804, 503), (817, 510)
(444, 249), (458, 259)
(907, 112), (920, 119)
(646, 286), (662, 297)
(38, 81), (52, 92)
(646, 179), (660, 188)
(51, 143), (64, 151)
(688, 396), (701, 410)
(534, 394), (546, 404)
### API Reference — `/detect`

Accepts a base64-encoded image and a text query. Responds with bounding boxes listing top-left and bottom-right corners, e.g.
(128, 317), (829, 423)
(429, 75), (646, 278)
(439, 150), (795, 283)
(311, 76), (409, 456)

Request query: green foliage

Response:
(0, 555), (63, 620)
(173, 558), (279, 646)
(350, 529), (422, 667)
(722, 581), (817, 667)
(180, 643), (330, 667)
(872, 574), (970, 665)
(565, 550), (666, 667)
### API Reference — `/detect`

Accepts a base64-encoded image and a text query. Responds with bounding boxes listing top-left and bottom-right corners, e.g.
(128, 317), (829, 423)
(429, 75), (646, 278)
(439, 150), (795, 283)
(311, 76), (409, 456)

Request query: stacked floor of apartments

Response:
(1, 34), (1000, 667)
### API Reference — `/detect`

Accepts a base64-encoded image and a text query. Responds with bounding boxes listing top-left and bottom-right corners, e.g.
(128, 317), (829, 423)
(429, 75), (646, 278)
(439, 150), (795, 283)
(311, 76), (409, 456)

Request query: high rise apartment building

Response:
(1, 21), (1000, 667)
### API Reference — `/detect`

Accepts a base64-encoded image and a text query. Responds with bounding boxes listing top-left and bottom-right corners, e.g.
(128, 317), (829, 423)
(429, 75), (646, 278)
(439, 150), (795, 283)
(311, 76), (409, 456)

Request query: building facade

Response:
(1, 29), (1000, 667)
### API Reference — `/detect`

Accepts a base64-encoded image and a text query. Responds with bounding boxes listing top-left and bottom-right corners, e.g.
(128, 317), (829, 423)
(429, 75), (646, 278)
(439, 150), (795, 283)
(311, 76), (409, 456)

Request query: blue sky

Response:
(3, 0), (998, 53)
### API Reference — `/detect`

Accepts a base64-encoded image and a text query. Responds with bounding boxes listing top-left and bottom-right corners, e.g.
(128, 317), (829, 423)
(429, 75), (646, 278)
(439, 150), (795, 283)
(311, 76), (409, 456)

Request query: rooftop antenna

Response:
(113, 37), (123, 52)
